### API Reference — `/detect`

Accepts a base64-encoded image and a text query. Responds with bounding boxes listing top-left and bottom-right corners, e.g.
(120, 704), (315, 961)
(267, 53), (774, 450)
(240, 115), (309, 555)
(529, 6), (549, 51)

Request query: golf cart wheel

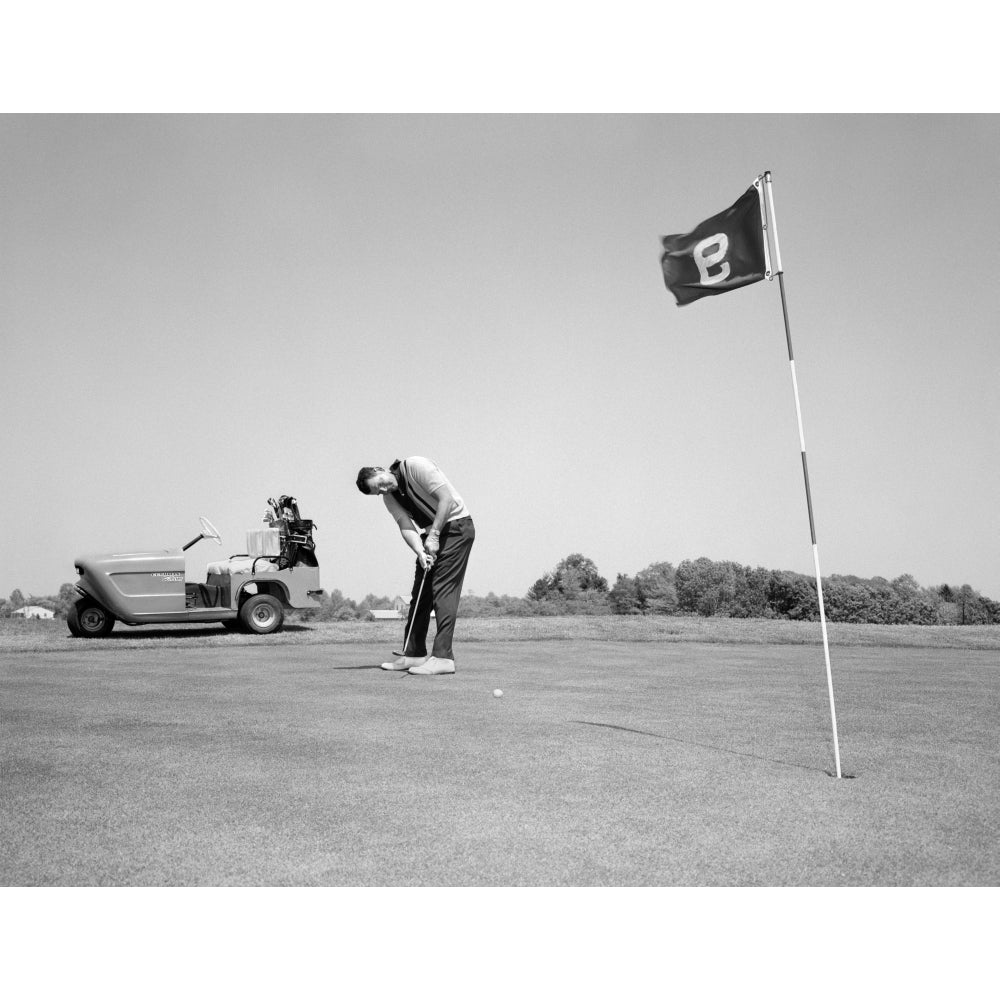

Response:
(68, 598), (116, 638)
(239, 594), (284, 635)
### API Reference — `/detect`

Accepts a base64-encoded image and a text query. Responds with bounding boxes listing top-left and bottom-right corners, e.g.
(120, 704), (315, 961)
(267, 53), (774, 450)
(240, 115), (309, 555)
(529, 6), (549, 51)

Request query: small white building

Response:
(367, 596), (433, 621)
(13, 605), (55, 620)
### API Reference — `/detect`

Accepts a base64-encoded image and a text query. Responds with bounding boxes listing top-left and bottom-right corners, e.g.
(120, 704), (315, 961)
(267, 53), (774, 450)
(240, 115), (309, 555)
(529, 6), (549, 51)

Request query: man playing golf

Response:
(356, 456), (475, 675)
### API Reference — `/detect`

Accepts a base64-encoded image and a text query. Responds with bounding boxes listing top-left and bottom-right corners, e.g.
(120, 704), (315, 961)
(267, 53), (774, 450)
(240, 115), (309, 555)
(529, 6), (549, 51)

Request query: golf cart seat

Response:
(206, 555), (280, 576)
(205, 497), (318, 580)
(205, 523), (283, 577)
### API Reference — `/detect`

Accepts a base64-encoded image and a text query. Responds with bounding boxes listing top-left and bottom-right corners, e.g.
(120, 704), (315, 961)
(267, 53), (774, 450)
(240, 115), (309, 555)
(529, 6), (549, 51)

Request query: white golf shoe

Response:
(381, 655), (429, 671)
(408, 656), (455, 675)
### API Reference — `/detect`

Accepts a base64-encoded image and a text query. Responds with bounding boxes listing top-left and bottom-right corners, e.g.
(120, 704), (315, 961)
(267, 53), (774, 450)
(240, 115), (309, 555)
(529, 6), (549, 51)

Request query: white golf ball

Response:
(493, 689), (503, 698)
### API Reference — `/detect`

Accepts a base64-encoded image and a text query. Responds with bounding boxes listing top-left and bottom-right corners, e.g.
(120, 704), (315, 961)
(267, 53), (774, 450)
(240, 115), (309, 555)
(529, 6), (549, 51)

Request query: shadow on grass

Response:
(574, 720), (831, 775)
(93, 624), (315, 640)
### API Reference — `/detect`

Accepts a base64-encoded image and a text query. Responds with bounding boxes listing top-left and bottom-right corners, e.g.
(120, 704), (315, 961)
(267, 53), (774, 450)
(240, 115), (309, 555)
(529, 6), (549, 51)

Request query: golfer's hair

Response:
(356, 466), (385, 494)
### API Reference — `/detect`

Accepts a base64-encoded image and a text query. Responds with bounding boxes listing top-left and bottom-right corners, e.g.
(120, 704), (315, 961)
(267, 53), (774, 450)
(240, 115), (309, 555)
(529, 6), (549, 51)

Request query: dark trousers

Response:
(403, 516), (475, 660)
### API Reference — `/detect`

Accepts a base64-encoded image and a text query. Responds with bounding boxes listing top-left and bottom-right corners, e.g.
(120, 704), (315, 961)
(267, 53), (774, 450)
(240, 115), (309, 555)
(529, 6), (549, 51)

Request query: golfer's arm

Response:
(399, 525), (425, 559)
(427, 490), (457, 537)
(384, 494), (427, 559)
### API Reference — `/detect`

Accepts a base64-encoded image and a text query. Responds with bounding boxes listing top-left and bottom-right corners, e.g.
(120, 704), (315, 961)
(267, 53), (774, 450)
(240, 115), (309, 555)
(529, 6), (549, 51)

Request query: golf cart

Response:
(69, 495), (322, 637)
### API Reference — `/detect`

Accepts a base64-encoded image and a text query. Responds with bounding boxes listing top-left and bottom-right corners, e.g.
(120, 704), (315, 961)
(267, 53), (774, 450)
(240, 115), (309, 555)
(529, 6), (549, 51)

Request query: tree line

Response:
(5, 556), (998, 626)
(302, 553), (999, 625)
(1, 585), (78, 619)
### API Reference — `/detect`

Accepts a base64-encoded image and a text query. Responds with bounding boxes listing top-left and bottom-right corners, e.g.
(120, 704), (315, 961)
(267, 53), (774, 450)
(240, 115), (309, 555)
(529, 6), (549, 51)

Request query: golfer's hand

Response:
(418, 550), (435, 571)
(424, 532), (440, 558)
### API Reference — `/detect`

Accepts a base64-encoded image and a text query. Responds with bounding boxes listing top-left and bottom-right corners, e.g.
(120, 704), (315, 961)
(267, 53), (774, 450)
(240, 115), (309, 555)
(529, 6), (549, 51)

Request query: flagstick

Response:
(762, 171), (843, 779)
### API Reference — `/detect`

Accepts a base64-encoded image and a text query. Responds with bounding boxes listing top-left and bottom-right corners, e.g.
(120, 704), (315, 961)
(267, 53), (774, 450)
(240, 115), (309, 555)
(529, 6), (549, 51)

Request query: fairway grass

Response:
(3, 613), (999, 654)
(2, 618), (998, 886)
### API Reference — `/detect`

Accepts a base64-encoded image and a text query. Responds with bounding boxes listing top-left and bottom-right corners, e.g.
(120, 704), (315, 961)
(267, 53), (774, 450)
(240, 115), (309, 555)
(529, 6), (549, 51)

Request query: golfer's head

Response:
(356, 467), (395, 496)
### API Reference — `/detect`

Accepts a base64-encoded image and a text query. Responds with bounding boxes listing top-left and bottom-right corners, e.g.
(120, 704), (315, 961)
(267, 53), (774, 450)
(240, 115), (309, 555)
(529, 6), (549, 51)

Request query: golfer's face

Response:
(367, 472), (395, 496)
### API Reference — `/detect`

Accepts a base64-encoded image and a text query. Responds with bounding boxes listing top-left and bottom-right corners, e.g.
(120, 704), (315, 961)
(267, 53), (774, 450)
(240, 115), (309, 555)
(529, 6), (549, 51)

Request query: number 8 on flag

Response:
(660, 185), (768, 306)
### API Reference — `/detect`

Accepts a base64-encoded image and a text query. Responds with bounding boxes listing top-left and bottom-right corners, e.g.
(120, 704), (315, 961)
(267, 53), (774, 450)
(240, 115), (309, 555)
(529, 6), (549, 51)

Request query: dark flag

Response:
(660, 186), (767, 306)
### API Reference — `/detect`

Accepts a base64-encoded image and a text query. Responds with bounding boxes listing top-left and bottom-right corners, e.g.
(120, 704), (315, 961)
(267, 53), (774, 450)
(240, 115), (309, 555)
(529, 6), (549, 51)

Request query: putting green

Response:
(3, 633), (998, 885)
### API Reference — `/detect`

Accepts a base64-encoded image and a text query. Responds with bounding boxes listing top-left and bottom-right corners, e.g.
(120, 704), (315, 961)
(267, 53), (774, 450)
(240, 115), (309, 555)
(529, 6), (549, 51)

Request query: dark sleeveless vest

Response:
(388, 459), (435, 529)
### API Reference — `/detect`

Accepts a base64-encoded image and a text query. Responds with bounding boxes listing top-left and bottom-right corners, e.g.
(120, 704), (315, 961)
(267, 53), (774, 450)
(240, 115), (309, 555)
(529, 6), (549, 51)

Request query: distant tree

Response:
(674, 558), (713, 614)
(733, 566), (773, 619)
(563, 590), (612, 615)
(358, 593), (393, 612)
(887, 576), (939, 624)
(499, 595), (535, 616)
(937, 584), (955, 603)
(528, 554), (608, 604)
(766, 570), (818, 621)
(296, 588), (361, 622)
(558, 554), (608, 595)
(460, 593), (489, 617)
(697, 589), (718, 617)
(955, 584), (993, 625)
(9, 589), (25, 611)
(328, 589), (361, 620)
(634, 562), (678, 615)
(462, 592), (536, 618)
(609, 573), (641, 615)
(675, 558), (740, 617)
(56, 583), (78, 618)
(824, 576), (872, 623)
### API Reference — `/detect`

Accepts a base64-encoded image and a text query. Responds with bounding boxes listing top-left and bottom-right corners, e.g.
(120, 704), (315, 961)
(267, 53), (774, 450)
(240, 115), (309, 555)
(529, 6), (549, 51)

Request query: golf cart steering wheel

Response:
(199, 516), (223, 545)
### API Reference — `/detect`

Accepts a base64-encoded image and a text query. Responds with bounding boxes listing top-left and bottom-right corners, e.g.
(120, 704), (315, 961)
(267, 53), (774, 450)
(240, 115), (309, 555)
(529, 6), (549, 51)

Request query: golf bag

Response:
(267, 495), (318, 569)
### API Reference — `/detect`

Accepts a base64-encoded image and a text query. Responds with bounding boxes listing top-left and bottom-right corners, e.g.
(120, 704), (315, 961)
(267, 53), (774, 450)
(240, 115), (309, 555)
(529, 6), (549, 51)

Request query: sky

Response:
(2, 113), (998, 603)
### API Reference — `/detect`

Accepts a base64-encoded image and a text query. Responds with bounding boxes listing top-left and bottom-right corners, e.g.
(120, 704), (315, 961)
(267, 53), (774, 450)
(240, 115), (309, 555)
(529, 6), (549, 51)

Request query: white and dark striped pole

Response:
(759, 171), (843, 779)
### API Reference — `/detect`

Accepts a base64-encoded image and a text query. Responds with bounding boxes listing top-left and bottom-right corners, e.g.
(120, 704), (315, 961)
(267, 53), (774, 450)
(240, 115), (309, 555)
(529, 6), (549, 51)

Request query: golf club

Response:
(397, 557), (432, 657)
